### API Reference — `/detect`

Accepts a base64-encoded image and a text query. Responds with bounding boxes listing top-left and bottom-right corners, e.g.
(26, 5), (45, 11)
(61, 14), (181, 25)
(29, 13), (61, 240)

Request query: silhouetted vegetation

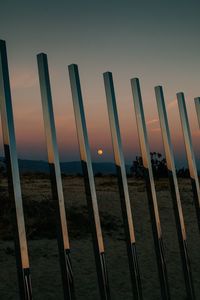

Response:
(0, 159), (6, 178)
(176, 168), (190, 178)
(95, 172), (103, 177)
(131, 152), (168, 179)
(131, 152), (192, 179)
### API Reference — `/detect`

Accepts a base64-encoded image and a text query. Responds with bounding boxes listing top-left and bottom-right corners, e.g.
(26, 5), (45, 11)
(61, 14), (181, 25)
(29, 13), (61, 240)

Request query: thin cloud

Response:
(149, 128), (161, 132)
(146, 118), (159, 125)
(167, 99), (177, 109)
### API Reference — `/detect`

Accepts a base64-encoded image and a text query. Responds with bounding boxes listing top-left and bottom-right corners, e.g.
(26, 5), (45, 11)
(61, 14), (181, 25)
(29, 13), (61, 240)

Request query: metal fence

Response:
(0, 39), (200, 300)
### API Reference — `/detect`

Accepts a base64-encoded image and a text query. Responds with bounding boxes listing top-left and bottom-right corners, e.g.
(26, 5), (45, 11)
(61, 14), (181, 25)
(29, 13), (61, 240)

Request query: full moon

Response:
(97, 149), (103, 156)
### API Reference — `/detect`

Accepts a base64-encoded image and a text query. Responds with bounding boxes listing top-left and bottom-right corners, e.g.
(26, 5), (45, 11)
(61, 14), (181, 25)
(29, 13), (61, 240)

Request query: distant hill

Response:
(1, 157), (199, 176)
(0, 157), (131, 175)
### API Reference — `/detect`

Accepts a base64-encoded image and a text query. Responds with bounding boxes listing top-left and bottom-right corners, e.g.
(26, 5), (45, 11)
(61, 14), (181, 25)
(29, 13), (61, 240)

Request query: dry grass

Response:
(0, 175), (200, 299)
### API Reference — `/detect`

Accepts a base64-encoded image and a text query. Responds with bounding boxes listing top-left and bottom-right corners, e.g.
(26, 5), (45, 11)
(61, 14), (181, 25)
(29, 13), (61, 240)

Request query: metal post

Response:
(37, 53), (75, 300)
(194, 97), (200, 128)
(0, 40), (32, 299)
(130, 78), (170, 300)
(155, 86), (195, 299)
(177, 92), (200, 232)
(68, 64), (110, 300)
(103, 72), (143, 299)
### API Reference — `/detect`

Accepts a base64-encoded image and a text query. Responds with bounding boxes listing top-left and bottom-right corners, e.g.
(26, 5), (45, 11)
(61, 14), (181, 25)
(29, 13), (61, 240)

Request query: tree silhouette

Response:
(131, 152), (168, 179)
(0, 159), (6, 177)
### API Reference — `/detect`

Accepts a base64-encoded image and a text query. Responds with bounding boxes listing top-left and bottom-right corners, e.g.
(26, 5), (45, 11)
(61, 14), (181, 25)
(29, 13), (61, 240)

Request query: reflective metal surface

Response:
(104, 71), (143, 299)
(177, 92), (200, 232)
(37, 53), (75, 300)
(194, 97), (200, 128)
(68, 64), (110, 300)
(155, 86), (195, 299)
(131, 78), (170, 300)
(0, 40), (32, 300)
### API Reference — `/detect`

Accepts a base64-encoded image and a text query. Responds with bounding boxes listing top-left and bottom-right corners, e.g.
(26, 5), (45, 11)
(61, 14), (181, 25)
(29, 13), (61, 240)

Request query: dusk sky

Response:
(0, 0), (199, 168)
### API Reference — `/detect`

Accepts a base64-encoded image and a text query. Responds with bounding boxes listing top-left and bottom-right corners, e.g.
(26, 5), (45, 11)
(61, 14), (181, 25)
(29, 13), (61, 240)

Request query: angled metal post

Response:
(103, 72), (143, 299)
(155, 86), (195, 299)
(68, 64), (110, 300)
(130, 78), (170, 300)
(177, 92), (200, 232)
(37, 53), (75, 300)
(194, 97), (200, 128)
(0, 40), (32, 300)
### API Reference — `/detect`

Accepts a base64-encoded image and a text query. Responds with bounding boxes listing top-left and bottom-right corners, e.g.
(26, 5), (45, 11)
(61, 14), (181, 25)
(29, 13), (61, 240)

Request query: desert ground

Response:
(0, 174), (200, 299)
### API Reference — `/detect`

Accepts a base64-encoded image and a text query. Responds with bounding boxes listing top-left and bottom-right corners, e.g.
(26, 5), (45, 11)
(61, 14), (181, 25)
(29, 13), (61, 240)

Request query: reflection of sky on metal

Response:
(37, 53), (70, 249)
(131, 78), (171, 298)
(68, 63), (110, 298)
(155, 86), (195, 300)
(0, 40), (30, 269)
(104, 72), (135, 243)
(131, 78), (161, 237)
(104, 70), (143, 300)
(177, 93), (199, 180)
(155, 86), (186, 239)
(0, 0), (199, 168)
(68, 64), (104, 253)
(195, 98), (200, 128)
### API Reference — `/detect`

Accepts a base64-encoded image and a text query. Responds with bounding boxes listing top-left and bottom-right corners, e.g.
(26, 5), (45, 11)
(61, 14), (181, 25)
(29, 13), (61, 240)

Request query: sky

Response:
(0, 0), (199, 168)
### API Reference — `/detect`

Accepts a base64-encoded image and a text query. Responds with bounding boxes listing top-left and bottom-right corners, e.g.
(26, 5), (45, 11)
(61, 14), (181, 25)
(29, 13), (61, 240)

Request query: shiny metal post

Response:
(68, 64), (110, 300)
(0, 40), (32, 299)
(177, 92), (200, 232)
(194, 97), (200, 128)
(131, 78), (170, 300)
(103, 72), (143, 299)
(155, 86), (195, 299)
(37, 53), (75, 300)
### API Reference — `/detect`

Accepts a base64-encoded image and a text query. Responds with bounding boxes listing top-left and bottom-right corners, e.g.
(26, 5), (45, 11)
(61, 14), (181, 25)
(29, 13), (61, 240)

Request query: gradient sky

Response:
(0, 0), (199, 168)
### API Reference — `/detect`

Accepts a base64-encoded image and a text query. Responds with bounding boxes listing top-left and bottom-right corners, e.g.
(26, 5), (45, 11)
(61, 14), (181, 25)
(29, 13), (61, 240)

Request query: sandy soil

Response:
(0, 175), (200, 299)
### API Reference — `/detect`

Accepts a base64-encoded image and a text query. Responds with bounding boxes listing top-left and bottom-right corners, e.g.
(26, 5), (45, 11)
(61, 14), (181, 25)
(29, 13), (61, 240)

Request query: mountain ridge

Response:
(0, 157), (131, 175)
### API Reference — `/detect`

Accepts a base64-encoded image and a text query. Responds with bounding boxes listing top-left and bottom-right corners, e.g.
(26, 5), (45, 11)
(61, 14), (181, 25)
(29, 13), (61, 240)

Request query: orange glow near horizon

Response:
(0, 68), (199, 168)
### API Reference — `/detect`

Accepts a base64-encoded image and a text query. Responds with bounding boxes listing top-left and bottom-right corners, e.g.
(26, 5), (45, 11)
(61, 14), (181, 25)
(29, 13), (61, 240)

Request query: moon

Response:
(97, 149), (103, 156)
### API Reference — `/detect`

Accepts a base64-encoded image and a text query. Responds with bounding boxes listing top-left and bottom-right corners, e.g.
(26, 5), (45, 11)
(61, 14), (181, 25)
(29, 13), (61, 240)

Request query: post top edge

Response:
(130, 77), (139, 82)
(68, 63), (78, 68)
(176, 92), (184, 97)
(37, 52), (47, 57)
(103, 71), (112, 75)
(155, 85), (162, 89)
(0, 40), (6, 49)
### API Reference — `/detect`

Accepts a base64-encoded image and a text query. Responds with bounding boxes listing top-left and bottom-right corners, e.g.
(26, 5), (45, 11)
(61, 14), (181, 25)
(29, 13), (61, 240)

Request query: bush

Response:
(0, 159), (6, 177)
(131, 152), (168, 179)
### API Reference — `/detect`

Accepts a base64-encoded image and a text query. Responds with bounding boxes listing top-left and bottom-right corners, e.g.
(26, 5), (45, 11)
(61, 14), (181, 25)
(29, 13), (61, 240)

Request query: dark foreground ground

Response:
(0, 175), (200, 299)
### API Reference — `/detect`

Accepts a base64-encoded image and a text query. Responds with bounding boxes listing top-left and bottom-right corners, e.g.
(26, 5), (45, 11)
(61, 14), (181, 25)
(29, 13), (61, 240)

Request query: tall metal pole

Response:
(37, 53), (75, 300)
(0, 40), (32, 300)
(194, 97), (200, 128)
(68, 64), (110, 300)
(155, 86), (195, 299)
(103, 72), (143, 299)
(130, 78), (170, 300)
(177, 92), (200, 232)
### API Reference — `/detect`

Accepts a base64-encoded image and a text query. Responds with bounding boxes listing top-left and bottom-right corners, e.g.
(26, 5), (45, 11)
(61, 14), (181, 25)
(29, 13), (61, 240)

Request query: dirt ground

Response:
(0, 175), (200, 299)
